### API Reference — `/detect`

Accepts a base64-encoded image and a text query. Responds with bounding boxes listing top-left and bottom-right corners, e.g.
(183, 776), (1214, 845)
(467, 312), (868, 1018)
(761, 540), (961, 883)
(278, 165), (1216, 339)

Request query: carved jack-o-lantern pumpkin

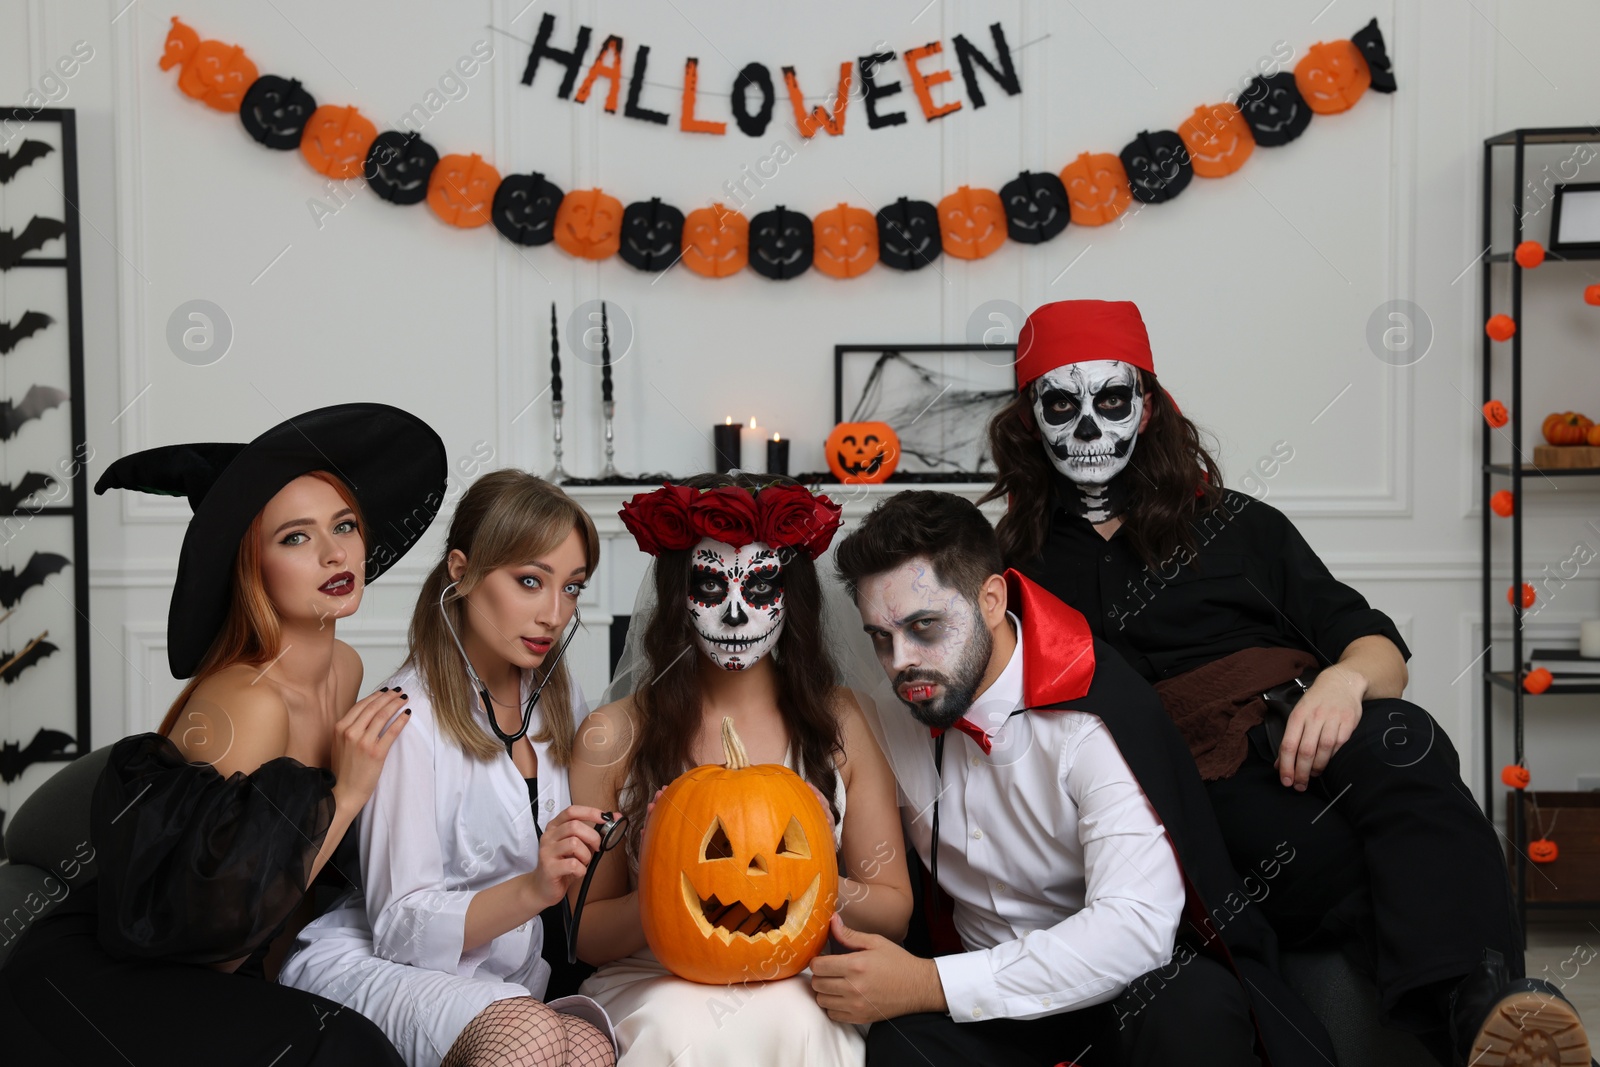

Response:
(1059, 152), (1134, 227)
(681, 204), (750, 278)
(1235, 73), (1313, 148)
(163, 18), (258, 113)
(1294, 40), (1371, 115)
(813, 202), (878, 279)
(825, 421), (900, 484)
(876, 197), (941, 271)
(364, 131), (439, 206)
(239, 75), (317, 150)
(999, 171), (1071, 244)
(1529, 839), (1559, 864)
(619, 198), (686, 272)
(938, 185), (1006, 260)
(748, 205), (813, 280)
(1119, 131), (1193, 205)
(555, 188), (625, 260)
(640, 718), (837, 985)
(492, 172), (565, 247)
(427, 153), (501, 228)
(1500, 764), (1531, 790)
(1179, 104), (1256, 178)
(300, 105), (378, 181)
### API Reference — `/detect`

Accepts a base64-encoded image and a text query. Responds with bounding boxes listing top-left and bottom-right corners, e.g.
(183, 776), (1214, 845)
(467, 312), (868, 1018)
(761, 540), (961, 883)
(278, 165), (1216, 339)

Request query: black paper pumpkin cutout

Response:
(876, 197), (941, 271)
(1119, 130), (1193, 205)
(1352, 18), (1397, 93)
(748, 205), (813, 280)
(619, 197), (685, 272)
(1235, 73), (1313, 148)
(999, 171), (1070, 244)
(491, 171), (565, 246)
(363, 131), (439, 205)
(239, 75), (316, 150)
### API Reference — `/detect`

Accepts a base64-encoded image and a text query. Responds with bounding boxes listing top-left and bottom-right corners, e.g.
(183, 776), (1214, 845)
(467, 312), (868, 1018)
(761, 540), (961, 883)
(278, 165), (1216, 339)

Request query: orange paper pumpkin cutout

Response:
(427, 153), (501, 229)
(681, 204), (749, 277)
(1482, 400), (1509, 428)
(1485, 314), (1516, 342)
(161, 18), (257, 113)
(1489, 490), (1515, 518)
(1501, 764), (1530, 790)
(1529, 839), (1559, 863)
(1178, 104), (1255, 178)
(1058, 153), (1134, 227)
(812, 202), (878, 279)
(300, 105), (377, 180)
(1294, 40), (1371, 115)
(159, 17), (200, 72)
(937, 186), (1006, 259)
(554, 188), (624, 260)
(1523, 668), (1554, 695)
(1515, 241), (1546, 269)
(825, 422), (900, 483)
(1586, 284), (1600, 306)
(1508, 583), (1536, 609)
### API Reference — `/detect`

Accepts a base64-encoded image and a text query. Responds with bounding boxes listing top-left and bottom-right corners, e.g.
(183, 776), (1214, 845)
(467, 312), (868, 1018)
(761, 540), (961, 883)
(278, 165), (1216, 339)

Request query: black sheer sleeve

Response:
(90, 733), (336, 965)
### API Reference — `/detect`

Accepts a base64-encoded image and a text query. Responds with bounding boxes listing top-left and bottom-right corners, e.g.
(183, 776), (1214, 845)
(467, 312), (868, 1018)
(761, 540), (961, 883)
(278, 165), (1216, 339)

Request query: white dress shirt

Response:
(892, 614), (1186, 1023)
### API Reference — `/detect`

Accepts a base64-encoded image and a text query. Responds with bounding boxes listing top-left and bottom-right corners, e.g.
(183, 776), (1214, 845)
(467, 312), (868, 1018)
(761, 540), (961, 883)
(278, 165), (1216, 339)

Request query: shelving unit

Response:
(1479, 126), (1600, 932)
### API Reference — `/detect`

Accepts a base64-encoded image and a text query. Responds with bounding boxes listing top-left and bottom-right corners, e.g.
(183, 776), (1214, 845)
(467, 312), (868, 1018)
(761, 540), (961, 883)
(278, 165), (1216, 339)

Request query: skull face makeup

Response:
(688, 538), (786, 671)
(1032, 358), (1144, 497)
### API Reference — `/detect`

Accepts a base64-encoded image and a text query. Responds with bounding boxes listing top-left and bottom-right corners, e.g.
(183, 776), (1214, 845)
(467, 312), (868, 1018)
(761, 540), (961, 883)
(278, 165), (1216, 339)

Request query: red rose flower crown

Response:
(619, 483), (844, 560)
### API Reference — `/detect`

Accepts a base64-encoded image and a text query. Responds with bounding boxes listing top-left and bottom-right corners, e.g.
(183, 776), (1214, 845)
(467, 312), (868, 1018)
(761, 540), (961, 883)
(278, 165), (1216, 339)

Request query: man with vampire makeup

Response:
(981, 298), (1592, 1067)
(815, 490), (1336, 1066)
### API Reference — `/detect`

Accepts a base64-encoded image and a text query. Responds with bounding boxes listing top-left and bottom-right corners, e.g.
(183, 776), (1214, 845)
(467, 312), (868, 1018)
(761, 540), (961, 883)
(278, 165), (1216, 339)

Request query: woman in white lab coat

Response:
(281, 470), (616, 1067)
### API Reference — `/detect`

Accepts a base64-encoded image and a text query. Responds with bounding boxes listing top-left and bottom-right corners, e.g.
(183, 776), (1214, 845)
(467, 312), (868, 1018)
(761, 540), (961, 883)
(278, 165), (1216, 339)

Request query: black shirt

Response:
(1018, 487), (1410, 683)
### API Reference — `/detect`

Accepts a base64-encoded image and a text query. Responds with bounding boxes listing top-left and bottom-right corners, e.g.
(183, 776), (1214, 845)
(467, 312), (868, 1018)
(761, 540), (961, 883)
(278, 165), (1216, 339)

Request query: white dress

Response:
(577, 750), (862, 1067)
(279, 663), (612, 1067)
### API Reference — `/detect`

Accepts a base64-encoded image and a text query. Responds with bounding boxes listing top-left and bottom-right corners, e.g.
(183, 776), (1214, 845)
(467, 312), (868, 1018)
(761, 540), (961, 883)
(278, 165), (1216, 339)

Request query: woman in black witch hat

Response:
(0, 403), (447, 1066)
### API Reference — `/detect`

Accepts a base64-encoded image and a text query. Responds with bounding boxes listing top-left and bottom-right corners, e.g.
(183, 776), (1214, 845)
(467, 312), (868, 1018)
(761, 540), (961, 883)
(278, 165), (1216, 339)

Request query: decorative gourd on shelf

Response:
(639, 718), (836, 986)
(1542, 412), (1594, 446)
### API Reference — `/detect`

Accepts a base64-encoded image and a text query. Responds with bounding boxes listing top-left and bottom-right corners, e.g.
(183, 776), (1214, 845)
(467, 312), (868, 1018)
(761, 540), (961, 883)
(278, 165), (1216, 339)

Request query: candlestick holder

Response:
(546, 400), (569, 483)
(600, 400), (619, 479)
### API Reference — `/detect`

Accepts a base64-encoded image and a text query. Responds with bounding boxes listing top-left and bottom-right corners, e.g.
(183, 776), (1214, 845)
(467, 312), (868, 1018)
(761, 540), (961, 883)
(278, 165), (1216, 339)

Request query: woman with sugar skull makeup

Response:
(983, 299), (1589, 1067)
(569, 473), (913, 1067)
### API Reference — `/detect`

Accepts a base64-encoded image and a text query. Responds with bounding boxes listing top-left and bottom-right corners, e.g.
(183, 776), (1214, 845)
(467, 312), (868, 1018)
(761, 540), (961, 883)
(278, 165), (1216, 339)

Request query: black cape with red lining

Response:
(913, 570), (1335, 1066)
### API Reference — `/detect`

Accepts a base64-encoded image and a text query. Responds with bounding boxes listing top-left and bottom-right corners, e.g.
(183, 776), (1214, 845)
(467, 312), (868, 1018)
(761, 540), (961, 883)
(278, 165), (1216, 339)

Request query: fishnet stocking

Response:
(441, 997), (614, 1067)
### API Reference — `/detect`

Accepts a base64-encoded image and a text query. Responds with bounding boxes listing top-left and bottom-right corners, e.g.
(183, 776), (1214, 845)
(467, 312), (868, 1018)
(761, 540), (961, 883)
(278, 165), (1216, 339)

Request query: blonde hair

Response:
(406, 469), (600, 764)
(163, 470), (363, 735)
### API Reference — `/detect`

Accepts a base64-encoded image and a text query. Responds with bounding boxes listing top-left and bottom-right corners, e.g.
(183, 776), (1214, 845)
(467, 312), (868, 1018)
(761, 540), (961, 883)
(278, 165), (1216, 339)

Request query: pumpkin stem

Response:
(721, 716), (750, 770)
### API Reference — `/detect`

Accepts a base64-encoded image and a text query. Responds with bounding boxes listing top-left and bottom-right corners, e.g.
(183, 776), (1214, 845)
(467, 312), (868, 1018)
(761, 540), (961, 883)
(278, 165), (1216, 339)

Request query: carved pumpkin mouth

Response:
(681, 872), (821, 945)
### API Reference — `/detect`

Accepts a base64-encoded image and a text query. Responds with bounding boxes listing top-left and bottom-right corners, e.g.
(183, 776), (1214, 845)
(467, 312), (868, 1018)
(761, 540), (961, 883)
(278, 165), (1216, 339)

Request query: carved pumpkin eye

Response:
(702, 819), (734, 861)
(776, 816), (810, 859)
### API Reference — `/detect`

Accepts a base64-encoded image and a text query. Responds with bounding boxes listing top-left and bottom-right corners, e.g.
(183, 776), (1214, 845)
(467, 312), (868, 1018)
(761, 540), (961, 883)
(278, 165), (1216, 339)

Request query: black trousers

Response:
(1204, 698), (1521, 1036)
(866, 951), (1261, 1067)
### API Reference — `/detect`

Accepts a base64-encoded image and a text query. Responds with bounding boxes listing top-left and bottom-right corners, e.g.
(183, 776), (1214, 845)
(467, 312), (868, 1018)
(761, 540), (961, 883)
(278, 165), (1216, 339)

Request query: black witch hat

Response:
(95, 403), (447, 678)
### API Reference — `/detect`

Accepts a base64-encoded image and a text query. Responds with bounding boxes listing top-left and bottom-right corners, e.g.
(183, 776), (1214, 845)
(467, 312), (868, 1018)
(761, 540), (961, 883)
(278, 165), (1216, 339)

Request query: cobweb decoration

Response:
(845, 350), (1014, 473)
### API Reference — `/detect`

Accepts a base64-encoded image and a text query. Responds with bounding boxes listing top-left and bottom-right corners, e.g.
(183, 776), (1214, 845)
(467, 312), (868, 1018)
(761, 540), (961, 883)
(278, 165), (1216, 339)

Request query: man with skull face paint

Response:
(986, 300), (1590, 1067)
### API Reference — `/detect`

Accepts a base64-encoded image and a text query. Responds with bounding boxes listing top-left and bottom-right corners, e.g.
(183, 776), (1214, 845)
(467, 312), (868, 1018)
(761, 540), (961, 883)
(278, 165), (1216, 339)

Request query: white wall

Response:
(0, 0), (1597, 818)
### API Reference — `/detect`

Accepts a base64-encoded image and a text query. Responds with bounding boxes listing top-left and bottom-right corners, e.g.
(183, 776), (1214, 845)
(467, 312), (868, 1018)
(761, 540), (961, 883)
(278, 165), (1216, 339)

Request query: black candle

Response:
(600, 301), (613, 404)
(712, 417), (741, 473)
(765, 433), (789, 477)
(549, 302), (562, 405)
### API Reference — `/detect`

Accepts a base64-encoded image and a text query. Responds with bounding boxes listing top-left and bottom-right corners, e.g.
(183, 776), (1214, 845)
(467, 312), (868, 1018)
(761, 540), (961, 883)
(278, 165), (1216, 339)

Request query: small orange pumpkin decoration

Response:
(1482, 400), (1509, 428)
(640, 718), (837, 985)
(554, 188), (625, 260)
(1523, 668), (1553, 694)
(1508, 583), (1536, 609)
(1485, 314), (1517, 342)
(1515, 241), (1546, 269)
(159, 16), (200, 72)
(427, 153), (501, 228)
(1294, 40), (1371, 115)
(1543, 412), (1594, 445)
(1587, 423), (1600, 447)
(825, 422), (900, 484)
(1178, 104), (1255, 178)
(1528, 839), (1559, 863)
(1057, 153), (1134, 227)
(1501, 764), (1531, 790)
(1585, 284), (1600, 306)
(681, 203), (749, 277)
(1489, 490), (1515, 518)
(938, 185), (1007, 259)
(812, 203), (878, 279)
(161, 17), (257, 113)
(300, 105), (378, 180)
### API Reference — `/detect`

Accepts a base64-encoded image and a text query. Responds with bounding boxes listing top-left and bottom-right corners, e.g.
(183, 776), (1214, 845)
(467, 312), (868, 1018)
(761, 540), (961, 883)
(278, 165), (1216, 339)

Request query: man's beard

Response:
(893, 621), (995, 730)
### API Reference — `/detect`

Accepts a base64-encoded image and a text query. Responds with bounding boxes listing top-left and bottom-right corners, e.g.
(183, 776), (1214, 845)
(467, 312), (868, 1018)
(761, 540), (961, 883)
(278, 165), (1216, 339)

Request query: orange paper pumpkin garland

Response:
(162, 17), (257, 113)
(938, 185), (1006, 259)
(812, 202), (878, 278)
(554, 188), (625, 260)
(1178, 104), (1255, 178)
(300, 105), (377, 180)
(427, 153), (501, 228)
(1295, 40), (1371, 115)
(1058, 153), (1134, 226)
(681, 204), (750, 277)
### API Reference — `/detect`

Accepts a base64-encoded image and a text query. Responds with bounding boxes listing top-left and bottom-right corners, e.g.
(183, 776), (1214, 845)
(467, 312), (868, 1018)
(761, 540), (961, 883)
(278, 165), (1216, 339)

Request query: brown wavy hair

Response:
(980, 370), (1226, 570)
(619, 472), (844, 859)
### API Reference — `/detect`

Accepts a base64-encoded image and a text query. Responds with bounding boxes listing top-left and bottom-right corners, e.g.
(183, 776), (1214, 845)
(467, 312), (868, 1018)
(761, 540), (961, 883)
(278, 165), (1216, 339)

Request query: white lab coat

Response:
(280, 661), (611, 1067)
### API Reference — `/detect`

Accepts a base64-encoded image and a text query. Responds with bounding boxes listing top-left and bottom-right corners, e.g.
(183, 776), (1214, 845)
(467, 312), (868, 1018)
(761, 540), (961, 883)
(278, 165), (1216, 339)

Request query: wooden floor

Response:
(1525, 918), (1600, 1032)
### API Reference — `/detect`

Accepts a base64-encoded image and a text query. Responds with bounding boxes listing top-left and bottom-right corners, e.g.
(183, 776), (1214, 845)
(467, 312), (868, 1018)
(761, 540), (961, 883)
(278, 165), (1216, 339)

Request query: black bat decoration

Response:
(0, 383), (69, 441)
(0, 552), (69, 609)
(0, 216), (67, 270)
(0, 638), (58, 685)
(0, 139), (53, 184)
(0, 471), (58, 514)
(0, 310), (53, 354)
(0, 727), (75, 784)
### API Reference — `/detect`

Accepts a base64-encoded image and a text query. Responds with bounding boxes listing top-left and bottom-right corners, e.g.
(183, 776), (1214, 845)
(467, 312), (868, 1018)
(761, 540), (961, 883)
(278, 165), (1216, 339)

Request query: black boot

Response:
(1450, 948), (1591, 1066)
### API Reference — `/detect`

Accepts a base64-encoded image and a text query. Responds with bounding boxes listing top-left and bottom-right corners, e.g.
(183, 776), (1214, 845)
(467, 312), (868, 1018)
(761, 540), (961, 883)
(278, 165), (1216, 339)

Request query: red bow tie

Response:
(930, 717), (992, 755)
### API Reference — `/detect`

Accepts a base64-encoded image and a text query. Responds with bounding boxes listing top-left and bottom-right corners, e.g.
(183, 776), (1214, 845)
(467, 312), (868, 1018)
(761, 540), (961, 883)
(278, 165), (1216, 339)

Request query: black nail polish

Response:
(404, 708), (412, 715)
(380, 686), (390, 691)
